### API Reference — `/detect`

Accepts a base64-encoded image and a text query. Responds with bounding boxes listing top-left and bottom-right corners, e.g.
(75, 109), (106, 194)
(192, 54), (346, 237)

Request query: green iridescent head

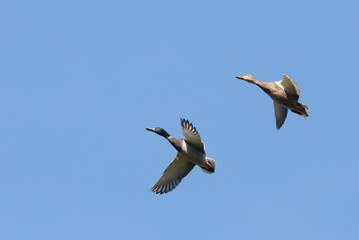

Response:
(146, 127), (171, 138)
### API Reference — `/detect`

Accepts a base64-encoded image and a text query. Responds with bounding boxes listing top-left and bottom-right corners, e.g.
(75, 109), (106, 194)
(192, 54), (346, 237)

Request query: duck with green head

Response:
(146, 118), (216, 194)
(236, 74), (309, 129)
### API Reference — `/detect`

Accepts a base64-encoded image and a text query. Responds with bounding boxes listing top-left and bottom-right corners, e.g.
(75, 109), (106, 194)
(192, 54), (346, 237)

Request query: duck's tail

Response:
(290, 102), (309, 117)
(201, 157), (216, 174)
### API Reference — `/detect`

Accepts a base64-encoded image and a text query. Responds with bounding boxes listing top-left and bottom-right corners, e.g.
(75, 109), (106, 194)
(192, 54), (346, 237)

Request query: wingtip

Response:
(151, 187), (171, 195)
(180, 118), (187, 126)
(282, 73), (290, 77)
(151, 186), (163, 194)
(181, 118), (191, 128)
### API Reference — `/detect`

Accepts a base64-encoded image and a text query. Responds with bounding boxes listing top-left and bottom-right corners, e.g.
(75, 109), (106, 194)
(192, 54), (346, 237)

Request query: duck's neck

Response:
(245, 78), (263, 87)
(247, 80), (271, 93)
(156, 128), (171, 139)
(156, 129), (183, 151)
(168, 137), (183, 152)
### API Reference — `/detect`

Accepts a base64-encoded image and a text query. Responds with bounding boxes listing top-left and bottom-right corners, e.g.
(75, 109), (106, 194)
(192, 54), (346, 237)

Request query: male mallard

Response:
(146, 118), (216, 194)
(236, 74), (309, 129)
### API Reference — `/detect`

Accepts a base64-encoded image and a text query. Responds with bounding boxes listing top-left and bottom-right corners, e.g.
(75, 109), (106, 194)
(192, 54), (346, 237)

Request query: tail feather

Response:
(291, 103), (309, 117)
(296, 103), (309, 111)
(201, 157), (216, 174)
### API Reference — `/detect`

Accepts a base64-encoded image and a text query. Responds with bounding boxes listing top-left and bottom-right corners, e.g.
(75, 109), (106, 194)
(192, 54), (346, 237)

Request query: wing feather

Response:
(274, 101), (288, 129)
(151, 154), (195, 194)
(180, 118), (204, 149)
(279, 74), (301, 96)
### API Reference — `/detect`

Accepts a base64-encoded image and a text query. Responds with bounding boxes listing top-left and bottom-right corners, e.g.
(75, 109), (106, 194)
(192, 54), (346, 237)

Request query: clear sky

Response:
(1, 0), (358, 239)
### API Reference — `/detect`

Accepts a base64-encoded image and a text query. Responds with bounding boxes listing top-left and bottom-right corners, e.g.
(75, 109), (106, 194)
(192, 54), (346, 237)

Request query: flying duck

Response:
(236, 74), (309, 129)
(146, 118), (216, 194)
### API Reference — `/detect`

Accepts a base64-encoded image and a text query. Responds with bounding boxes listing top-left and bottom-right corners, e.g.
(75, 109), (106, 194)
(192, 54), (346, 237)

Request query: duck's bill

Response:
(146, 128), (155, 132)
(236, 76), (244, 80)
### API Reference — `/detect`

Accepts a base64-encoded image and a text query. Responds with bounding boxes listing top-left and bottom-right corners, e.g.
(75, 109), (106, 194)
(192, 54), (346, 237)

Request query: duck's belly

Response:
(179, 142), (206, 165)
(268, 92), (298, 109)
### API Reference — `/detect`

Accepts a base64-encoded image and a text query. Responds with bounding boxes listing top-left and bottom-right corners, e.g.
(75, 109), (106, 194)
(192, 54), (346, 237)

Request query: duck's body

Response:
(174, 139), (206, 164)
(146, 118), (215, 194)
(236, 74), (309, 129)
(260, 81), (307, 114)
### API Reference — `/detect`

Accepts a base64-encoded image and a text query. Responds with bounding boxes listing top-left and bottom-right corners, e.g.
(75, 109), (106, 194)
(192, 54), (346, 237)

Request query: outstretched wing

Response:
(151, 153), (195, 194)
(180, 118), (204, 149)
(279, 74), (301, 96)
(274, 101), (288, 129)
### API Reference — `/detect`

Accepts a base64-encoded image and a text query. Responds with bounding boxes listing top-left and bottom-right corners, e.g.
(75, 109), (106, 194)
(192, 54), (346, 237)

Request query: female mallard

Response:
(146, 118), (216, 194)
(236, 74), (309, 129)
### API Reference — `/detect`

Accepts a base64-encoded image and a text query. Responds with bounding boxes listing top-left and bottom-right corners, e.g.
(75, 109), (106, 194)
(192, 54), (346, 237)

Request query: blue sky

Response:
(1, 0), (359, 239)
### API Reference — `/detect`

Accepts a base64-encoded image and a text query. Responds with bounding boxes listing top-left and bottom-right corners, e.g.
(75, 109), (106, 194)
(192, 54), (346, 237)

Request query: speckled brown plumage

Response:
(236, 74), (309, 129)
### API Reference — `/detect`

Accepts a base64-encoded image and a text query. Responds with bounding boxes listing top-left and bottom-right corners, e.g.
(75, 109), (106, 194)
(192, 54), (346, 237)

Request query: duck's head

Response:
(236, 74), (258, 83)
(146, 127), (171, 138)
(201, 158), (216, 174)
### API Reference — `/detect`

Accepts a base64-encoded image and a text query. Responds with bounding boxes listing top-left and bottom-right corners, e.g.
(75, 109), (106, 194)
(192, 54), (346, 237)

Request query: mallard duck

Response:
(146, 118), (216, 194)
(236, 74), (309, 129)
